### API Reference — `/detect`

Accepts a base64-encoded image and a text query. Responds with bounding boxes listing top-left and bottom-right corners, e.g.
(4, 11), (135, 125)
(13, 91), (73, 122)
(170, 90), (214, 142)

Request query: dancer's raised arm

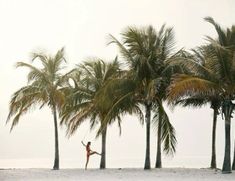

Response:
(81, 141), (86, 147)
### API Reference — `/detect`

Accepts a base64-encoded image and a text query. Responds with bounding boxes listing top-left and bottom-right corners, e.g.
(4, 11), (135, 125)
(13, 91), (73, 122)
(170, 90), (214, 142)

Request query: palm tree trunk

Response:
(155, 113), (162, 168)
(100, 126), (107, 169)
(210, 108), (217, 169)
(144, 103), (151, 169)
(232, 140), (235, 170)
(222, 111), (231, 173)
(52, 105), (59, 170)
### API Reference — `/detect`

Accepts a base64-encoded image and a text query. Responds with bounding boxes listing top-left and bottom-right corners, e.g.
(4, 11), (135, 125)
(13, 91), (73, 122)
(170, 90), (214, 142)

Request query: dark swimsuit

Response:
(86, 145), (91, 157)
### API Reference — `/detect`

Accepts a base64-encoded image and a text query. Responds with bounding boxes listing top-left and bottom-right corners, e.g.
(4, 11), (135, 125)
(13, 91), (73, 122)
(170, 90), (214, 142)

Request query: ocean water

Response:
(0, 156), (224, 169)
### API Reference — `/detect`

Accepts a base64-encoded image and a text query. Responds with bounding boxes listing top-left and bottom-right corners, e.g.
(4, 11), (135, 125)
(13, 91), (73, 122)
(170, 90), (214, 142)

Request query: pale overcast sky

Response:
(0, 0), (235, 169)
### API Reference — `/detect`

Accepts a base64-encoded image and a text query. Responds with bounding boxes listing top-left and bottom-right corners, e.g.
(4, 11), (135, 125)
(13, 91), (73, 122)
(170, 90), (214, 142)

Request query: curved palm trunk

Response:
(222, 101), (232, 173)
(100, 126), (107, 169)
(155, 113), (162, 168)
(52, 105), (59, 170)
(210, 108), (217, 169)
(144, 103), (151, 169)
(232, 141), (235, 170)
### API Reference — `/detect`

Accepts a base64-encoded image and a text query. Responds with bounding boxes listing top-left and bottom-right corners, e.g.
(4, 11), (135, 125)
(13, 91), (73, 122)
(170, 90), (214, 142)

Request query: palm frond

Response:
(108, 35), (134, 69)
(204, 17), (227, 46)
(153, 104), (177, 155)
(167, 74), (221, 104)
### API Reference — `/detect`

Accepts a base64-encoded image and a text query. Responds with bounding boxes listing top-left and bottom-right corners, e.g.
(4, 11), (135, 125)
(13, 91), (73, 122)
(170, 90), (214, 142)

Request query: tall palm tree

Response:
(109, 25), (177, 169)
(170, 47), (221, 169)
(60, 58), (127, 169)
(7, 48), (67, 170)
(167, 17), (235, 173)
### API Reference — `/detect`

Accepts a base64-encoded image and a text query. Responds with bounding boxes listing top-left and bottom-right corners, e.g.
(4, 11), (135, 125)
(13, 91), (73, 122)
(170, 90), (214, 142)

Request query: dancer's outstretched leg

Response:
(90, 151), (101, 156)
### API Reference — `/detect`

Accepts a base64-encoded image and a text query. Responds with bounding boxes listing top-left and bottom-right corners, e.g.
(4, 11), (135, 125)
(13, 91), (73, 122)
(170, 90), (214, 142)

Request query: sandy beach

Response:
(0, 168), (234, 181)
(1, 1), (235, 181)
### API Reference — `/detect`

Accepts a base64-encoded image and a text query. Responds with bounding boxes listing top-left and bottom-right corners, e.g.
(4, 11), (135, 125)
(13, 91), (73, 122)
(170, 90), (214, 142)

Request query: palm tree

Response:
(109, 25), (177, 169)
(170, 47), (221, 169)
(7, 48), (67, 170)
(60, 58), (126, 169)
(167, 17), (235, 173)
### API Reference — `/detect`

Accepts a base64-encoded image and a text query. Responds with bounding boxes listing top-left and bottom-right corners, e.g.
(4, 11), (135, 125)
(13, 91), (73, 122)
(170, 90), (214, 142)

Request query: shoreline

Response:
(1, 168), (234, 181)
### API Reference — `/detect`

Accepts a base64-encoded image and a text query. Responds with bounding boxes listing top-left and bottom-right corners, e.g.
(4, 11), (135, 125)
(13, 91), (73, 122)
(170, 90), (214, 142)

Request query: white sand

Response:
(0, 168), (235, 181)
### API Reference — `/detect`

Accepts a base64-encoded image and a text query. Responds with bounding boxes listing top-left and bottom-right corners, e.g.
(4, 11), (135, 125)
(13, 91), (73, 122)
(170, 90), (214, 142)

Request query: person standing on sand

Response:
(81, 141), (101, 170)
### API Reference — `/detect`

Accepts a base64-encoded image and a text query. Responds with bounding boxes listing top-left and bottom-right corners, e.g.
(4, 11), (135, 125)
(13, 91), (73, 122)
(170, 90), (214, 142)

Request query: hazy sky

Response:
(0, 0), (235, 169)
